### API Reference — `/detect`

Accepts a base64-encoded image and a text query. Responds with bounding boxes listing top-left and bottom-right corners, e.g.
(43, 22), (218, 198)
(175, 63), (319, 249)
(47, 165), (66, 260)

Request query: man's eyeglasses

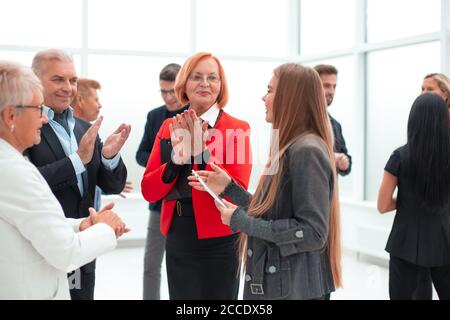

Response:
(160, 89), (176, 97)
(188, 73), (221, 84)
(15, 104), (44, 117)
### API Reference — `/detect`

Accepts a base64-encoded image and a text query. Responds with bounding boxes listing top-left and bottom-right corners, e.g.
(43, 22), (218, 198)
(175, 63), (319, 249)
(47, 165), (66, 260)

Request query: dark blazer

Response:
(329, 114), (352, 176)
(225, 134), (335, 300)
(25, 118), (127, 272)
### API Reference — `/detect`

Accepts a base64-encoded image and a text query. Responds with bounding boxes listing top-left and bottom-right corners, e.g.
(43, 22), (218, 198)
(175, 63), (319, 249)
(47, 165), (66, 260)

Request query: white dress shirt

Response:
(199, 103), (220, 127)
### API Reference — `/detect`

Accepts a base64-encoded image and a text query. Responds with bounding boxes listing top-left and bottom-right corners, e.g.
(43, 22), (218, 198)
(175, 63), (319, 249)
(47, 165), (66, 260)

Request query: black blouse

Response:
(384, 145), (450, 267)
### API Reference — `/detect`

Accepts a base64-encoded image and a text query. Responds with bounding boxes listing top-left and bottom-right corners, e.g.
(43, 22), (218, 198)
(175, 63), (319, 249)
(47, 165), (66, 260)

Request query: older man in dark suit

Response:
(25, 49), (130, 300)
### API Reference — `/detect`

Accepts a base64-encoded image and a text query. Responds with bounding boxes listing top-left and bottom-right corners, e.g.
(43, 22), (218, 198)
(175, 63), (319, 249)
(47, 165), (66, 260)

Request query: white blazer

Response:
(0, 138), (117, 300)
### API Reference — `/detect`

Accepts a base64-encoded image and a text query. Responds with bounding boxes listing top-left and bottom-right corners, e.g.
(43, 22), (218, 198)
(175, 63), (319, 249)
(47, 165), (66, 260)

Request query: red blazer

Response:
(141, 110), (252, 239)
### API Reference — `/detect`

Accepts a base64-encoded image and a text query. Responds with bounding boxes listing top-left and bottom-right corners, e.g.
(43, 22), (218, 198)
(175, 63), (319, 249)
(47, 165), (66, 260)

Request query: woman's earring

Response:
(10, 125), (15, 133)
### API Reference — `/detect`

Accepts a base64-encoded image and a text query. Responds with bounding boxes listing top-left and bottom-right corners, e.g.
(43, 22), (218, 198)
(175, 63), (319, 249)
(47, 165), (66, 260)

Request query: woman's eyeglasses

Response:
(15, 104), (44, 117)
(188, 73), (221, 84)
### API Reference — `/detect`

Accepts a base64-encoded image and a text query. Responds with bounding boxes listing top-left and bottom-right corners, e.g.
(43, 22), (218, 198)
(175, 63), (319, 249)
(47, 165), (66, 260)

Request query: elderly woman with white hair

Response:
(0, 60), (128, 300)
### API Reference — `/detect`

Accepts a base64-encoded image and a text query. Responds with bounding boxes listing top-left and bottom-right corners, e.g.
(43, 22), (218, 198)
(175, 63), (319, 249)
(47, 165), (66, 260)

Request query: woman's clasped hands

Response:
(169, 109), (209, 165)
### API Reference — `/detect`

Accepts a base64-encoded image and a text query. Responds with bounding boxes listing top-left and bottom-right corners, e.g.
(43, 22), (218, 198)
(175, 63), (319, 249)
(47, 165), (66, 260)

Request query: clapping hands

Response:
(102, 123), (131, 159)
(169, 109), (209, 165)
(80, 202), (130, 238)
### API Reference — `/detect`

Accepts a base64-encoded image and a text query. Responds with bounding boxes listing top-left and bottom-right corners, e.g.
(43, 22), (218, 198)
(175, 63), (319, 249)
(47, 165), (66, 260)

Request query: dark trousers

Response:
(68, 269), (95, 300)
(415, 270), (433, 299)
(165, 203), (240, 300)
(389, 255), (450, 300)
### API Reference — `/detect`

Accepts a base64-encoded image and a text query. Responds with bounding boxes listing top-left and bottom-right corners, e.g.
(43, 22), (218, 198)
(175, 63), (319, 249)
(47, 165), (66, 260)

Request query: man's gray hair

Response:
(32, 48), (74, 77)
(0, 60), (42, 112)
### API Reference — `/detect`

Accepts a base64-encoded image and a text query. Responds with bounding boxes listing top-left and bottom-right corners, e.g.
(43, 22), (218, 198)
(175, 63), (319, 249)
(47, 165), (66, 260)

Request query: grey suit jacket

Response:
(224, 134), (335, 300)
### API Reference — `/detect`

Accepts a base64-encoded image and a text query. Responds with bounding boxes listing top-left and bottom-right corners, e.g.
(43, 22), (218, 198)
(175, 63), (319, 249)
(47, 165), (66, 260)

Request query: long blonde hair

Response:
(239, 63), (342, 288)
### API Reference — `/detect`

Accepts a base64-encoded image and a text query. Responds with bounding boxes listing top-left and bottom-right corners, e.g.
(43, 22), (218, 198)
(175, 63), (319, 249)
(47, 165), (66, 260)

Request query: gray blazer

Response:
(223, 134), (335, 300)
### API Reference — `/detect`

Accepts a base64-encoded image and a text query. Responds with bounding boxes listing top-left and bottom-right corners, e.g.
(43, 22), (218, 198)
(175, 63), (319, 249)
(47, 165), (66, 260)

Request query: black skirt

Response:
(165, 201), (240, 300)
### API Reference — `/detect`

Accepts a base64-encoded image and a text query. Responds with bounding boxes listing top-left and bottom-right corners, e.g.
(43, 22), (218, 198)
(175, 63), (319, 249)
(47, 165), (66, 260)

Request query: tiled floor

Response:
(94, 247), (392, 300)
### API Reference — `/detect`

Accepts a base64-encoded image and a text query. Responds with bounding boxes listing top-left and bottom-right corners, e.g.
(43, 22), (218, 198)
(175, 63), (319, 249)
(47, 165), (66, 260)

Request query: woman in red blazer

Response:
(141, 52), (252, 299)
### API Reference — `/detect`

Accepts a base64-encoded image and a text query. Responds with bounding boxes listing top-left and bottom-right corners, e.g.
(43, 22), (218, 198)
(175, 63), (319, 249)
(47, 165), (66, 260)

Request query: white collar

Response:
(0, 137), (24, 160)
(199, 104), (220, 127)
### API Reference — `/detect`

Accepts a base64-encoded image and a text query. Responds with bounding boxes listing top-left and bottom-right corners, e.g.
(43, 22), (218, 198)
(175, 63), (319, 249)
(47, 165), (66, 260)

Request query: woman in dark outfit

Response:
(378, 93), (450, 300)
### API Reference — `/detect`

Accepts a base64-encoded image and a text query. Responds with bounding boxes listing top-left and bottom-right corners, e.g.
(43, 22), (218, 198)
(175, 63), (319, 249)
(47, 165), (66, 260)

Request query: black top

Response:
(329, 114), (352, 176)
(384, 145), (450, 267)
(136, 105), (186, 210)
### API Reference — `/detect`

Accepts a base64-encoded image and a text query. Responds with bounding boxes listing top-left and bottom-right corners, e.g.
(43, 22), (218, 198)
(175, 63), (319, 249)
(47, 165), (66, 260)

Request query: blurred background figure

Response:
(72, 78), (133, 211)
(378, 93), (450, 300)
(421, 73), (450, 109)
(136, 63), (183, 300)
(72, 78), (102, 122)
(314, 64), (352, 176)
(409, 72), (450, 300)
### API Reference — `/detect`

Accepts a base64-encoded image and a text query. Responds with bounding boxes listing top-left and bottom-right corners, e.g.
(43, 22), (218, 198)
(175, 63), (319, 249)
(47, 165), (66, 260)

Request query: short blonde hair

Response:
(76, 78), (101, 97)
(175, 52), (229, 108)
(0, 60), (42, 112)
(71, 78), (101, 108)
(424, 73), (450, 107)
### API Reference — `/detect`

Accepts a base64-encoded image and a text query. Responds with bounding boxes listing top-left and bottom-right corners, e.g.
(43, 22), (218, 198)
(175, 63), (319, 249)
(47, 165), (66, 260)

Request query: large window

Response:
(0, 0), (82, 48)
(222, 59), (280, 187)
(1, 0), (448, 200)
(365, 42), (440, 200)
(0, 51), (36, 67)
(300, 0), (356, 55)
(367, 0), (441, 43)
(88, 0), (191, 53)
(87, 55), (185, 184)
(196, 0), (290, 57)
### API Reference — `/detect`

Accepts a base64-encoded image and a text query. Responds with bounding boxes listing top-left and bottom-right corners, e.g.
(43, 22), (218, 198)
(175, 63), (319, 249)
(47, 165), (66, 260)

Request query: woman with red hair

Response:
(141, 52), (252, 299)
